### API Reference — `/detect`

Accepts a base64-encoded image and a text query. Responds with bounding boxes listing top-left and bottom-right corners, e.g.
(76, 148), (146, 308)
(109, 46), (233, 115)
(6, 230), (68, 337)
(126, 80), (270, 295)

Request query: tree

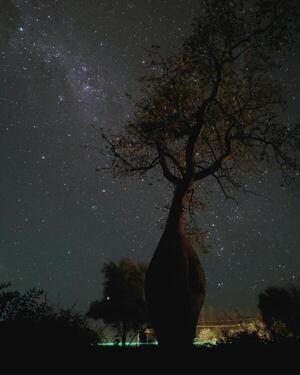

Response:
(258, 286), (300, 341)
(96, 0), (300, 347)
(87, 258), (148, 346)
(0, 282), (49, 322)
(0, 282), (99, 351)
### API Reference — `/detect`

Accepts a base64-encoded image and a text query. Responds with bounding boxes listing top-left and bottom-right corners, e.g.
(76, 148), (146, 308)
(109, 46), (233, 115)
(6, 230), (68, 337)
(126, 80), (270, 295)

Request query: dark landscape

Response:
(0, 0), (299, 372)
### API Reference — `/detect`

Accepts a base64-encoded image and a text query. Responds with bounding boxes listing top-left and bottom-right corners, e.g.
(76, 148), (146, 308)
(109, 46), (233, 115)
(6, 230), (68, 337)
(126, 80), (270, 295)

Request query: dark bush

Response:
(0, 283), (99, 352)
(258, 286), (300, 342)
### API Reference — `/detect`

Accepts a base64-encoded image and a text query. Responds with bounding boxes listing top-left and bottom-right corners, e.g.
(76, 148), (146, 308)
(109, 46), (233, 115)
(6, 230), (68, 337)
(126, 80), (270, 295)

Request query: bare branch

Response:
(194, 125), (234, 181)
(212, 173), (238, 205)
(156, 143), (182, 185)
(185, 62), (223, 175)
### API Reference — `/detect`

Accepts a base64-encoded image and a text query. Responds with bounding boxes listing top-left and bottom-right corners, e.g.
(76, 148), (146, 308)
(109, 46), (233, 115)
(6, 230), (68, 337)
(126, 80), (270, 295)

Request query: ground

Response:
(3, 343), (299, 374)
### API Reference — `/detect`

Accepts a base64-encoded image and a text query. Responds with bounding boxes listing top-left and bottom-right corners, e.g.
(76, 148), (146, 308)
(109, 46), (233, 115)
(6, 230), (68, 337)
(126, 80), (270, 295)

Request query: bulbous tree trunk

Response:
(145, 182), (206, 349)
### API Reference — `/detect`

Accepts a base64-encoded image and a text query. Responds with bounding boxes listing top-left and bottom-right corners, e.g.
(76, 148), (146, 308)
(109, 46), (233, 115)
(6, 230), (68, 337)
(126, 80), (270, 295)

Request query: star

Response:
(1, 0), (299, 315)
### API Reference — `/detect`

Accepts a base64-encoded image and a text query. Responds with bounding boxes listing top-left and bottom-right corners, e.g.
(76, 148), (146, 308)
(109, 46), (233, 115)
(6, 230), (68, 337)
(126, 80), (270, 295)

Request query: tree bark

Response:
(145, 182), (206, 349)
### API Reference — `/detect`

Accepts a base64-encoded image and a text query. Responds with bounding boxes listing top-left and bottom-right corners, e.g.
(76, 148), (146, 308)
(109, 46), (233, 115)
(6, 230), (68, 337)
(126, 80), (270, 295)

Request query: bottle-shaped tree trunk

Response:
(145, 183), (206, 349)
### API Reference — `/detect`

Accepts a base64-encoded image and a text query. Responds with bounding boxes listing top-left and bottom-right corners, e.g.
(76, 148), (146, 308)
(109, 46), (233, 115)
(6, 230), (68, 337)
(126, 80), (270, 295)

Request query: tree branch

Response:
(163, 151), (185, 177)
(156, 143), (182, 185)
(212, 173), (238, 204)
(194, 125), (233, 181)
(185, 62), (223, 175)
(102, 132), (160, 175)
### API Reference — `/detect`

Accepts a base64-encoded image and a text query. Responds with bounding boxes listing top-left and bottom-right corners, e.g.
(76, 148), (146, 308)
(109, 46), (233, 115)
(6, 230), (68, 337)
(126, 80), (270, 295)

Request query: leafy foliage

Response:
(87, 258), (148, 346)
(258, 286), (300, 341)
(100, 0), (299, 199)
(0, 282), (99, 350)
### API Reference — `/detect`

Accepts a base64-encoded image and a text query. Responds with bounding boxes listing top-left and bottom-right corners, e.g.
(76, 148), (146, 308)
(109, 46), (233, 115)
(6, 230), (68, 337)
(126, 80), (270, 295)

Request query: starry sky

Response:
(0, 0), (299, 315)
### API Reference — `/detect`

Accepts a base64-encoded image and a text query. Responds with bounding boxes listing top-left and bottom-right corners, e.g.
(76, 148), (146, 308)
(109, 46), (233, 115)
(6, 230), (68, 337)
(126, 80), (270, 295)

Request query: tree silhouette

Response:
(258, 286), (300, 341)
(96, 0), (300, 347)
(0, 282), (99, 351)
(87, 258), (148, 346)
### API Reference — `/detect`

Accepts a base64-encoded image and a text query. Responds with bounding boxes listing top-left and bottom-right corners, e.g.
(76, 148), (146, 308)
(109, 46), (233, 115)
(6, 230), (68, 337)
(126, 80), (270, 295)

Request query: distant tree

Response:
(258, 286), (300, 340)
(87, 258), (148, 346)
(0, 282), (99, 351)
(95, 0), (300, 347)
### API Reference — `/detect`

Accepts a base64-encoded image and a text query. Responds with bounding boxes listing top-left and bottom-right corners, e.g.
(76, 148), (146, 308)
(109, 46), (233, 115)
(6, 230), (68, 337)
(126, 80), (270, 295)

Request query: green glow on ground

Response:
(97, 340), (216, 347)
(97, 342), (156, 347)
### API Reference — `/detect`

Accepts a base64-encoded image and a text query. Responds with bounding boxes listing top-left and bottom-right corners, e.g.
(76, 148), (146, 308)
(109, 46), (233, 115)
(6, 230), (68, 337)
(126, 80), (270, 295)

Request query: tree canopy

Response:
(0, 282), (99, 349)
(259, 286), (300, 340)
(87, 258), (148, 346)
(100, 0), (299, 204)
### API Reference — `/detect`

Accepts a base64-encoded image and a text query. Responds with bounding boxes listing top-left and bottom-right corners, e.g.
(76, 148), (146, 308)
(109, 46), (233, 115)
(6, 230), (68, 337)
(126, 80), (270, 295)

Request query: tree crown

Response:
(87, 258), (148, 331)
(100, 0), (299, 201)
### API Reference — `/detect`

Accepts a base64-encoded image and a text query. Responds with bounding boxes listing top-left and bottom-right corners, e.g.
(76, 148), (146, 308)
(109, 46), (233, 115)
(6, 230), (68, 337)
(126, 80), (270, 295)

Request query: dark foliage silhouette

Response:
(258, 286), (300, 341)
(87, 258), (148, 346)
(0, 282), (99, 352)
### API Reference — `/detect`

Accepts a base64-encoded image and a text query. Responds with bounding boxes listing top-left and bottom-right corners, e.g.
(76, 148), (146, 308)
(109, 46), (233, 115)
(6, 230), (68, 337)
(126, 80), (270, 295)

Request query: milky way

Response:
(0, 0), (299, 314)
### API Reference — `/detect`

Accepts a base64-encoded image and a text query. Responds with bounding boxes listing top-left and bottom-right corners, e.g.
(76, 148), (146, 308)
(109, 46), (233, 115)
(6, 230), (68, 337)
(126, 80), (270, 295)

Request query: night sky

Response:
(1, 0), (299, 314)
